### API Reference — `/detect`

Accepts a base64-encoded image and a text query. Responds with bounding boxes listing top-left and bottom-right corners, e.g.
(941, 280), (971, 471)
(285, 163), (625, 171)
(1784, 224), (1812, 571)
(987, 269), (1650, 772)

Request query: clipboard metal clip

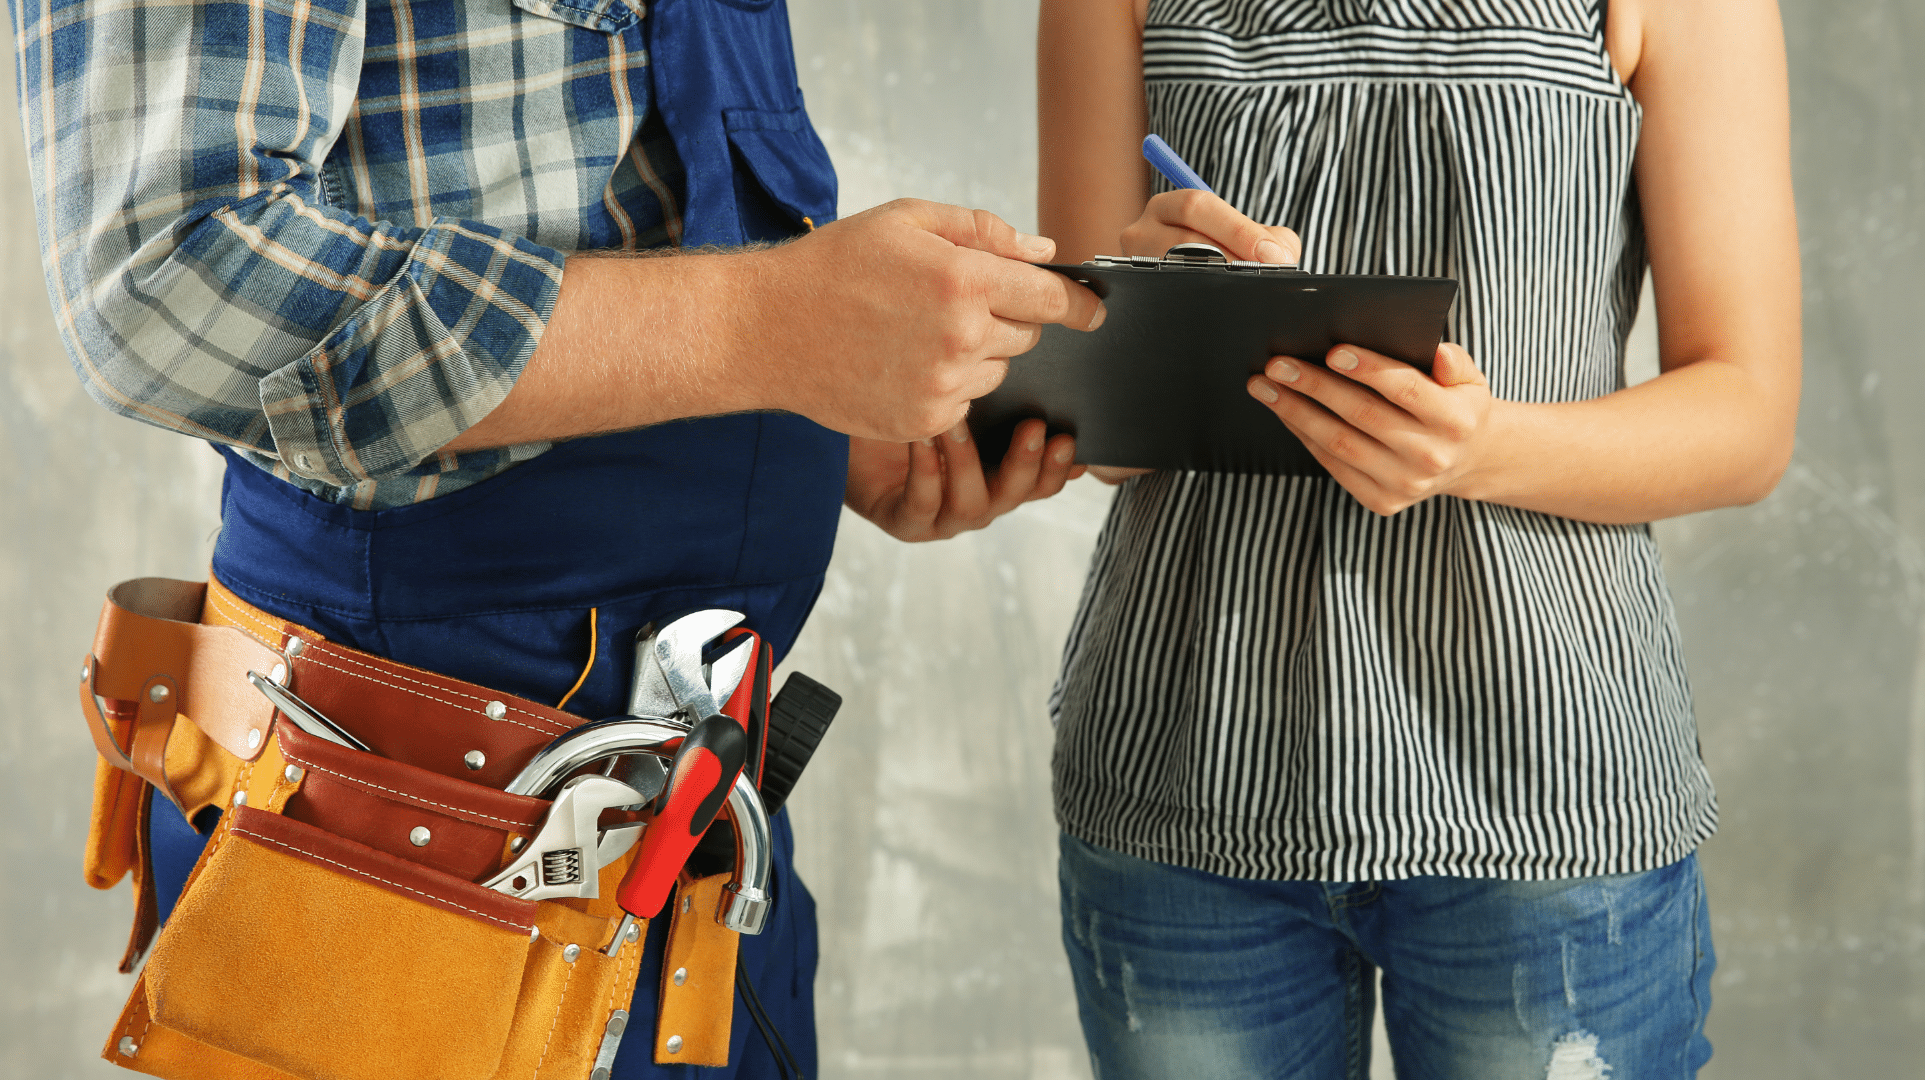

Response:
(1087, 242), (1299, 275)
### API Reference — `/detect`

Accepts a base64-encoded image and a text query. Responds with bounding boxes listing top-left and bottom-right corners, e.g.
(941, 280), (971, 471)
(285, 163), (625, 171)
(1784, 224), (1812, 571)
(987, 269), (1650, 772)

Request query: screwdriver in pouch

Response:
(606, 714), (748, 953)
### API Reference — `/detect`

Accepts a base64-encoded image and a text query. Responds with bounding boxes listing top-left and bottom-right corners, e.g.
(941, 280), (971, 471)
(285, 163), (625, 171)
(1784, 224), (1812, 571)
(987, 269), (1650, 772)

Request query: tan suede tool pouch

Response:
(143, 805), (536, 1080)
(116, 723), (651, 1080)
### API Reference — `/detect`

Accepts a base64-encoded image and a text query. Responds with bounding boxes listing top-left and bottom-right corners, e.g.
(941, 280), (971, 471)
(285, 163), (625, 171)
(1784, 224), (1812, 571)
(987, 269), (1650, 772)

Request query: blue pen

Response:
(1143, 134), (1212, 193)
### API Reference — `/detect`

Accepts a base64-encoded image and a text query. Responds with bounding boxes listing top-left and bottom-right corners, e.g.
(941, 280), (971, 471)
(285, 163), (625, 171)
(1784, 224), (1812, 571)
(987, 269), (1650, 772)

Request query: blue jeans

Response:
(1058, 834), (1714, 1080)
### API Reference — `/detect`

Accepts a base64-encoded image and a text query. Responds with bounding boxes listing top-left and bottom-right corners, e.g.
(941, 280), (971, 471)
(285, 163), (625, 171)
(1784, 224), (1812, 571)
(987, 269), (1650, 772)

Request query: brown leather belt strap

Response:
(202, 576), (599, 786)
(81, 579), (285, 809)
(85, 576), (616, 793)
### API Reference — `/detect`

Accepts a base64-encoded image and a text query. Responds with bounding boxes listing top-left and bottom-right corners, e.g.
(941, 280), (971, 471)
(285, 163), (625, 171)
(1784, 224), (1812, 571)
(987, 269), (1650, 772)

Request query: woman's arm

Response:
(1038, 0), (1152, 263)
(1252, 0), (1801, 522)
(1039, 0), (1296, 484)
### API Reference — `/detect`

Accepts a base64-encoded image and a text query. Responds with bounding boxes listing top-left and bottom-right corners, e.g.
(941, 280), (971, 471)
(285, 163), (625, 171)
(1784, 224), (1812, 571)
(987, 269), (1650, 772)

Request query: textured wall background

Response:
(4, 1), (1922, 1077)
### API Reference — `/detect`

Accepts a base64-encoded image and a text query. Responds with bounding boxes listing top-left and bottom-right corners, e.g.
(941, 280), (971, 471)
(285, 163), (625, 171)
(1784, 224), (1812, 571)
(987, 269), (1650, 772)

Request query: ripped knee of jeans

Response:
(1545, 1031), (1612, 1080)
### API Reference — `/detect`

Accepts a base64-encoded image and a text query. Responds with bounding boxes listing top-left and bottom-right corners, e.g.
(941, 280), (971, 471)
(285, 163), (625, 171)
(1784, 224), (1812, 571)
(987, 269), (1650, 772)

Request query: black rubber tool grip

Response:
(758, 672), (842, 817)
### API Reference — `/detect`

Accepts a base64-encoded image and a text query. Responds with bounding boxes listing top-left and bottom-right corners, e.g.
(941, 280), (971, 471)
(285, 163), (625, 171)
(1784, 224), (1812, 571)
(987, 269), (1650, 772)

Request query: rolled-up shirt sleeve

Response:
(10, 0), (563, 486)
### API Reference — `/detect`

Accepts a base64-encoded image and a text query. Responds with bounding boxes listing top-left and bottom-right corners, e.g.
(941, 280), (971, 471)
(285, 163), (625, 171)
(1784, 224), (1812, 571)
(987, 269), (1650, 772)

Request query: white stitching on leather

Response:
(297, 649), (565, 737)
(204, 588), (286, 651)
(209, 586), (572, 735)
(279, 746), (536, 828)
(608, 910), (640, 1013)
(531, 940), (579, 1080)
(315, 643), (496, 705)
(233, 822), (532, 932)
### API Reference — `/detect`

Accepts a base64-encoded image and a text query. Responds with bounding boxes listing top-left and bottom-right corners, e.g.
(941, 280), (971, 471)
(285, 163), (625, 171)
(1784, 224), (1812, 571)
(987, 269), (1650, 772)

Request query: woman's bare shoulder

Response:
(1606, 0), (1646, 85)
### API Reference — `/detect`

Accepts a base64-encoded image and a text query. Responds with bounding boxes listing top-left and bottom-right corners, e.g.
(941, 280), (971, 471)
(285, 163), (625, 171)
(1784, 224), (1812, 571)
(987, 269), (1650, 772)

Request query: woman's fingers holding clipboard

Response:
(1248, 343), (1496, 515)
(1122, 190), (1301, 264)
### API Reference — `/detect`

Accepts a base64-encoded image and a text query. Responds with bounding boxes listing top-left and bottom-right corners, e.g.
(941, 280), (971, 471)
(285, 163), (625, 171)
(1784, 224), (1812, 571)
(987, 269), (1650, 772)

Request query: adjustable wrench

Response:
(483, 774), (645, 902)
(616, 611), (754, 799)
(628, 611), (754, 722)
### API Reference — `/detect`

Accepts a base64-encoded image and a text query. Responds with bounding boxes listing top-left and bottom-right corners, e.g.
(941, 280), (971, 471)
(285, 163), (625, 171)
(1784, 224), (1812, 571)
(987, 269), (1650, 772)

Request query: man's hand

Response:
(845, 419), (1085, 542)
(1248, 343), (1496, 516)
(746, 200), (1107, 443)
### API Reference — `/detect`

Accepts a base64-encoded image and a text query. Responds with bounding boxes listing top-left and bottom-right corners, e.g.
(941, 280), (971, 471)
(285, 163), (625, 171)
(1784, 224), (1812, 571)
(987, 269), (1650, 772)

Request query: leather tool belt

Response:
(79, 576), (753, 1079)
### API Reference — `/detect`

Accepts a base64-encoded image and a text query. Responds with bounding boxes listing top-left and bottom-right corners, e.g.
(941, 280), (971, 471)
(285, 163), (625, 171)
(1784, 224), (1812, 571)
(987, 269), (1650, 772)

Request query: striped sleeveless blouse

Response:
(1049, 0), (1717, 881)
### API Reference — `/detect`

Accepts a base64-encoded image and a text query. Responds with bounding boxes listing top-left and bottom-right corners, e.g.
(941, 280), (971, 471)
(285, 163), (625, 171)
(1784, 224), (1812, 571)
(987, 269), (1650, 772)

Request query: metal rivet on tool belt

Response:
(484, 700), (507, 720)
(117, 1037), (137, 1057)
(269, 663), (288, 685)
(246, 729), (263, 751)
(626, 923), (642, 945)
(285, 638), (306, 657)
(284, 765), (304, 783)
(81, 662), (90, 681)
(665, 1036), (683, 1055)
(148, 684), (169, 703)
(464, 750), (487, 770)
(672, 967), (687, 986)
(409, 827), (431, 847)
(530, 926), (541, 943)
(232, 791), (248, 807)
(563, 944), (581, 963)
(681, 896), (691, 914)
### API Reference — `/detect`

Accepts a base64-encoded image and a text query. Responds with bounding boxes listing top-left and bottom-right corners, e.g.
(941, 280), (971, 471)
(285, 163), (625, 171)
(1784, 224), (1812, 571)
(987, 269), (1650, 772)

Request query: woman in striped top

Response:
(1036, 0), (1799, 1076)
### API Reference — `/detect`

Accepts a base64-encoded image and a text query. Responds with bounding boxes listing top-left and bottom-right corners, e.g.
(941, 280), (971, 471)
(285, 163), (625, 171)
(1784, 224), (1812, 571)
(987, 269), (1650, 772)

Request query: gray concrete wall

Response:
(3, 1), (1921, 1076)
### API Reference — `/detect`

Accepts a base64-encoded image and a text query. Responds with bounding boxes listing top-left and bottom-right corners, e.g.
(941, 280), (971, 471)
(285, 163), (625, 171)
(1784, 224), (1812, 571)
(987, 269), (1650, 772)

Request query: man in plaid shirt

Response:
(9, 0), (1095, 514)
(9, 0), (1097, 1075)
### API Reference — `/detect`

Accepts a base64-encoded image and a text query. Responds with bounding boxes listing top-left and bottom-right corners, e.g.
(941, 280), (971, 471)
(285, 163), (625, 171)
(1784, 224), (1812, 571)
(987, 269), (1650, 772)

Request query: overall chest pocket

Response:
(723, 107), (838, 242)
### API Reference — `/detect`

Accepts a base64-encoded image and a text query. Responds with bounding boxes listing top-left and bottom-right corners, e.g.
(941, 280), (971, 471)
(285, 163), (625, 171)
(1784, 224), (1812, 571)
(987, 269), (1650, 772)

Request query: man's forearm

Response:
(446, 200), (1106, 453)
(445, 252), (757, 452)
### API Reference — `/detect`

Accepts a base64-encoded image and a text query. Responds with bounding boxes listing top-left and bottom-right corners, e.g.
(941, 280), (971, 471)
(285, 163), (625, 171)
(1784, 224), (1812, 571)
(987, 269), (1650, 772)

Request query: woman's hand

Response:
(1082, 190), (1300, 488)
(1120, 189), (1300, 263)
(845, 419), (1086, 542)
(1248, 343), (1496, 515)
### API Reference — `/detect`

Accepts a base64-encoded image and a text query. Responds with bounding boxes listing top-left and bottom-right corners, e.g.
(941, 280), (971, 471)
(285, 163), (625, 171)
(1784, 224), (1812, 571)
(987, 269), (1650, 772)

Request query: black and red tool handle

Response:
(615, 714), (748, 919)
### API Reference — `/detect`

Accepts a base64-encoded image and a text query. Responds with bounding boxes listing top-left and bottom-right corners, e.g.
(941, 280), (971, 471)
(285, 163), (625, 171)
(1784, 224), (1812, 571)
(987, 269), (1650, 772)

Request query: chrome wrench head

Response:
(484, 774), (643, 902)
(620, 612), (753, 801)
(644, 610), (748, 720)
(627, 623), (684, 720)
(501, 716), (687, 869)
(706, 638), (754, 716)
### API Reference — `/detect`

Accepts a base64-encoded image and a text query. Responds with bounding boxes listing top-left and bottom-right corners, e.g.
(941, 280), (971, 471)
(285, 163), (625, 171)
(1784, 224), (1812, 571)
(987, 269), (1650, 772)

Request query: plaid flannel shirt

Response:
(8, 0), (683, 508)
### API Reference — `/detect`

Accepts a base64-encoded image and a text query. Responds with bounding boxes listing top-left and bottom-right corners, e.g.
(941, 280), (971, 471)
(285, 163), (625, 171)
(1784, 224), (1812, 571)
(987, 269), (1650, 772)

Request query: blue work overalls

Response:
(148, 1), (848, 1075)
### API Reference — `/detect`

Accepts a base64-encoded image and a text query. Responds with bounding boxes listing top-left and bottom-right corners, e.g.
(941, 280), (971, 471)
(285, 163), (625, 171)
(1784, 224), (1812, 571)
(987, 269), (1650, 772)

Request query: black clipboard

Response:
(968, 252), (1457, 475)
